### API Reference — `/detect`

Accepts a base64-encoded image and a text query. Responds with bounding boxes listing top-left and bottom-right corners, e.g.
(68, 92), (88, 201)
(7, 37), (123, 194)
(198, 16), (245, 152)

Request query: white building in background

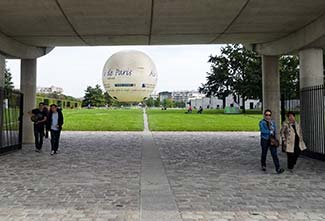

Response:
(188, 93), (261, 110)
(171, 90), (204, 103)
(37, 85), (63, 94)
(149, 92), (159, 100)
(158, 91), (172, 102)
(154, 89), (261, 110)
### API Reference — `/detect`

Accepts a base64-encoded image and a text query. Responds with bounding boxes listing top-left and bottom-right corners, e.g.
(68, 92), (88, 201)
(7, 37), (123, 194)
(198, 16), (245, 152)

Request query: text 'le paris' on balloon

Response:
(102, 50), (158, 102)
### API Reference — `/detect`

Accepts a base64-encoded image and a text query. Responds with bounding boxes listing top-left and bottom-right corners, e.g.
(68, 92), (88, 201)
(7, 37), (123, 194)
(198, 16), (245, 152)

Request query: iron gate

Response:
(300, 85), (325, 160)
(281, 85), (325, 160)
(0, 87), (23, 154)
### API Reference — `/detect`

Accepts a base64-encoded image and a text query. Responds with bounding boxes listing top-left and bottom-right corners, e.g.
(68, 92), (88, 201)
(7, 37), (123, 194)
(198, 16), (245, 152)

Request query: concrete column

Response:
(21, 59), (37, 144)
(262, 55), (280, 133)
(299, 48), (324, 154)
(0, 54), (4, 87)
(0, 55), (5, 147)
(299, 48), (324, 88)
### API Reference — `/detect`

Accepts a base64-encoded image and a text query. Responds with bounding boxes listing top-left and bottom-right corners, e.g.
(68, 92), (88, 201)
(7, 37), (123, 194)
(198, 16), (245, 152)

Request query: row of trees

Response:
(144, 97), (186, 108)
(82, 85), (187, 108)
(82, 84), (114, 107)
(199, 44), (300, 111)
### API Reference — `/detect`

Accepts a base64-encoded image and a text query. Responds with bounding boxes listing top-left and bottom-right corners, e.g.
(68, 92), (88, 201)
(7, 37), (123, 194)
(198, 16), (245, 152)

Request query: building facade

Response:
(37, 85), (63, 94)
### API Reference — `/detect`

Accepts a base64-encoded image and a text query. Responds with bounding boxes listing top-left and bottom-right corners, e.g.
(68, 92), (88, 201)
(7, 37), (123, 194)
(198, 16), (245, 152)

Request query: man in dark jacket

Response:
(47, 104), (64, 155)
(29, 102), (47, 152)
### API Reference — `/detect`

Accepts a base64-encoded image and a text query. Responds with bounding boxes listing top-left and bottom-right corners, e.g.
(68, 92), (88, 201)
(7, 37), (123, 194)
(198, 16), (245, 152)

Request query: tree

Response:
(199, 54), (233, 108)
(279, 56), (299, 99)
(200, 44), (301, 112)
(154, 98), (160, 107)
(162, 98), (174, 108)
(144, 97), (155, 107)
(199, 44), (262, 110)
(104, 92), (113, 106)
(4, 63), (14, 91)
(82, 84), (106, 107)
(223, 45), (262, 112)
(174, 101), (186, 108)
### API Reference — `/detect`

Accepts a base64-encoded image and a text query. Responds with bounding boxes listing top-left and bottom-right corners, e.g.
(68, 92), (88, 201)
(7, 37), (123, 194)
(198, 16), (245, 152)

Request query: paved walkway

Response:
(0, 131), (325, 220)
(140, 109), (182, 221)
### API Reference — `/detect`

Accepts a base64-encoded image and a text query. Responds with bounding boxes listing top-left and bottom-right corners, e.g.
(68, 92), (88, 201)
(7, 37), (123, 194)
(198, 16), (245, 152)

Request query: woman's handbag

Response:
(270, 135), (280, 147)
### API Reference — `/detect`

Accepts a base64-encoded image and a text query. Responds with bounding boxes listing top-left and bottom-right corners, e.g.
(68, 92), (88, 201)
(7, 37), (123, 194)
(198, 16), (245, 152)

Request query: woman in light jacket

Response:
(280, 111), (306, 172)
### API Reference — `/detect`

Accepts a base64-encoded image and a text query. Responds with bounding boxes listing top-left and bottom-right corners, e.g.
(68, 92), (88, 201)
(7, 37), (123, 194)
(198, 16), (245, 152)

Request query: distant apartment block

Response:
(37, 85), (63, 94)
(171, 90), (204, 103)
(158, 91), (172, 102)
(189, 96), (260, 110)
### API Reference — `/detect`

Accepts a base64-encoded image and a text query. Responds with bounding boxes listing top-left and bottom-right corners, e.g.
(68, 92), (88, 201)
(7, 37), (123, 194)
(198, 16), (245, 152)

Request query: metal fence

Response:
(0, 87), (23, 154)
(281, 85), (325, 160)
(300, 85), (325, 159)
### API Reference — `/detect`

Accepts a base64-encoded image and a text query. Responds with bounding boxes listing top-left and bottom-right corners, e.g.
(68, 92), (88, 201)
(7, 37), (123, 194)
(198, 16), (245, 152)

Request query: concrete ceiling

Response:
(1, 0), (325, 56)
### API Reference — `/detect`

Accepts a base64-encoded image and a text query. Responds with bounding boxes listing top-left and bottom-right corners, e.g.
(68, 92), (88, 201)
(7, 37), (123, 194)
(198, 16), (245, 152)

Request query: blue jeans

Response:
(261, 138), (280, 171)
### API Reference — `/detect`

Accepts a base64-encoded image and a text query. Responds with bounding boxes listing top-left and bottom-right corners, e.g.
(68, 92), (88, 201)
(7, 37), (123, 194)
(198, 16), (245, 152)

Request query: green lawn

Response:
(147, 109), (262, 131)
(62, 108), (264, 131)
(63, 108), (144, 131)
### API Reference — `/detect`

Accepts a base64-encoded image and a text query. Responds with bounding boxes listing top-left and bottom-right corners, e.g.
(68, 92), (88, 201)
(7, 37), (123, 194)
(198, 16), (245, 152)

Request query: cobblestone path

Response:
(0, 132), (324, 220)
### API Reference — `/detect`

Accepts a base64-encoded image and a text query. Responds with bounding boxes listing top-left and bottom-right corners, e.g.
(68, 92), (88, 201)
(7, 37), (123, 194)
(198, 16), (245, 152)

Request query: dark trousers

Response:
(287, 145), (301, 169)
(34, 126), (44, 150)
(45, 128), (49, 138)
(261, 138), (280, 171)
(50, 129), (61, 152)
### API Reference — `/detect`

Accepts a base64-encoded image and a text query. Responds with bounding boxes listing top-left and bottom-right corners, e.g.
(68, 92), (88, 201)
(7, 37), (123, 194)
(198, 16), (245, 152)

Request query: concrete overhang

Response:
(1, 0), (325, 58)
(255, 13), (325, 55)
(0, 31), (53, 59)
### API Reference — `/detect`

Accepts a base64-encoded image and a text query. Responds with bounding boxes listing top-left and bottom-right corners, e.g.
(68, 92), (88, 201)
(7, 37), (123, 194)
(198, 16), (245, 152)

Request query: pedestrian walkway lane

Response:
(140, 109), (182, 221)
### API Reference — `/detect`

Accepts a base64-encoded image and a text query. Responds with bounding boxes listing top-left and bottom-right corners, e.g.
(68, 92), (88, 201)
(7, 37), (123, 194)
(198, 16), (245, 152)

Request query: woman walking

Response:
(259, 109), (284, 174)
(280, 111), (306, 172)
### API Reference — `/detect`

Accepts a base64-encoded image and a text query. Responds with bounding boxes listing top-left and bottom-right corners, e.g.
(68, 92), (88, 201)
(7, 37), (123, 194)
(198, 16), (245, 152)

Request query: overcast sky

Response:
(6, 45), (223, 98)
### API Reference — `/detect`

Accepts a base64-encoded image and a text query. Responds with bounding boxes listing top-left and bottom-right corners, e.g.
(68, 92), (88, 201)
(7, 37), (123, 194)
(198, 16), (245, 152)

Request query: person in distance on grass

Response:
(197, 106), (203, 114)
(280, 111), (306, 173)
(187, 105), (192, 113)
(259, 109), (284, 174)
(47, 104), (64, 155)
(29, 102), (47, 152)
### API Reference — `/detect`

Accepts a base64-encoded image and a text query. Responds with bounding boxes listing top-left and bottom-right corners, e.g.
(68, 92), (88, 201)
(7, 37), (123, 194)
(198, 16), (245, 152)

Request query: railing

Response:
(0, 87), (23, 154)
(300, 85), (325, 159)
(281, 85), (325, 160)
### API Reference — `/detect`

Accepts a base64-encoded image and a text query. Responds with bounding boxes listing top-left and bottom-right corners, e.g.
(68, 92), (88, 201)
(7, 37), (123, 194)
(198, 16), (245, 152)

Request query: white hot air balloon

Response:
(102, 50), (158, 102)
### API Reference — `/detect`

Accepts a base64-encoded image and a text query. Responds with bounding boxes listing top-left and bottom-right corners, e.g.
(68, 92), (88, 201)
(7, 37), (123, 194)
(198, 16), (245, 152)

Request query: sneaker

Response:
(277, 168), (285, 174)
(288, 169), (294, 173)
(35, 149), (40, 153)
(51, 151), (55, 155)
(261, 166), (266, 171)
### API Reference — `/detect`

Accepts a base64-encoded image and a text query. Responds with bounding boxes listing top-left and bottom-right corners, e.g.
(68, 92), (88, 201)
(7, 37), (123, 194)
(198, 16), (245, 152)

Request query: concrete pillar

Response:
(0, 54), (4, 87)
(299, 48), (324, 154)
(0, 55), (5, 147)
(262, 55), (280, 133)
(299, 48), (324, 88)
(21, 59), (37, 144)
